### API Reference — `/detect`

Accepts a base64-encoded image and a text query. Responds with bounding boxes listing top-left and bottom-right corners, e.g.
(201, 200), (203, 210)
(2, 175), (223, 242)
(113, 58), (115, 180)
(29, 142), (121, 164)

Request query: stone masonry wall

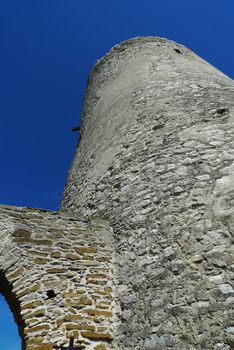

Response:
(61, 37), (234, 349)
(0, 205), (116, 350)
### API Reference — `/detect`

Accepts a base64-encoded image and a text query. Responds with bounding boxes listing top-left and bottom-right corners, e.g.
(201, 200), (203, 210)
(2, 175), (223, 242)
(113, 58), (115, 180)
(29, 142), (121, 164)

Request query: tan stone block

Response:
(65, 253), (81, 260)
(52, 308), (62, 317)
(96, 257), (110, 262)
(14, 237), (52, 245)
(34, 258), (47, 265)
(96, 304), (109, 310)
(48, 228), (64, 236)
(12, 277), (28, 290)
(34, 233), (46, 240)
(82, 255), (94, 261)
(81, 309), (112, 317)
(87, 279), (106, 285)
(94, 344), (107, 350)
(81, 331), (113, 340)
(93, 288), (112, 296)
(59, 243), (71, 249)
(51, 251), (61, 258)
(77, 296), (93, 305)
(16, 283), (40, 298)
(25, 324), (50, 334)
(22, 308), (45, 320)
(63, 290), (86, 298)
(65, 323), (84, 331)
(12, 228), (31, 238)
(27, 344), (53, 350)
(56, 319), (63, 328)
(97, 326), (108, 332)
(24, 317), (38, 326)
(21, 300), (42, 310)
(47, 268), (66, 273)
(63, 315), (84, 321)
(6, 266), (25, 281)
(78, 325), (96, 331)
(93, 318), (104, 324)
(66, 323), (96, 331)
(75, 246), (97, 254)
(28, 250), (48, 257)
(64, 323), (79, 331)
(27, 337), (44, 345)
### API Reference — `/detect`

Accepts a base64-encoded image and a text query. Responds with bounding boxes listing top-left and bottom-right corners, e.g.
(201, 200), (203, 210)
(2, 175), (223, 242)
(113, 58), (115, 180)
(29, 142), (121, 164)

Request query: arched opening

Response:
(0, 272), (25, 350)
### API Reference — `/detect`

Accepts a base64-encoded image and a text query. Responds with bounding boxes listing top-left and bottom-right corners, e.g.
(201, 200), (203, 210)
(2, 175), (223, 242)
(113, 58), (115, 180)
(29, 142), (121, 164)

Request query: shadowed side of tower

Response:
(61, 37), (234, 350)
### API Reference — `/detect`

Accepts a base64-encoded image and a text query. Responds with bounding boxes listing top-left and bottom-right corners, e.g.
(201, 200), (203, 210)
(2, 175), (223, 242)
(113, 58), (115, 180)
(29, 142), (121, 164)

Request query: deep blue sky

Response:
(0, 0), (233, 349)
(0, 295), (20, 350)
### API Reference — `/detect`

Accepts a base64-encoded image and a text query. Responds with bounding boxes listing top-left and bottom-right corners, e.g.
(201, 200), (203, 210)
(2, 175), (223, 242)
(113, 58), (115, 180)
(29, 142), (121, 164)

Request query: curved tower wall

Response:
(61, 37), (234, 350)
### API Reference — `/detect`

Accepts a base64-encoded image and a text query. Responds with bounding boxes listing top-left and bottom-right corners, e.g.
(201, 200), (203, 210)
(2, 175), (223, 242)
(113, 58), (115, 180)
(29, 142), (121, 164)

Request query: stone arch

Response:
(0, 205), (115, 350)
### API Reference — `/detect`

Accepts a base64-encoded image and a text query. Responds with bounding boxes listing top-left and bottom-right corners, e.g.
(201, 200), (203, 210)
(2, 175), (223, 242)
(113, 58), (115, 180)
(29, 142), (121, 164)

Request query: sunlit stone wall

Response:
(0, 205), (116, 350)
(62, 37), (234, 350)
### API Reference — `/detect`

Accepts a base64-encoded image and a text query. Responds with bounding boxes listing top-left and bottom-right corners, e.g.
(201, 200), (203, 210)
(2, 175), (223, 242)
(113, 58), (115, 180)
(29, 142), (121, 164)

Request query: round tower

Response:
(61, 37), (234, 350)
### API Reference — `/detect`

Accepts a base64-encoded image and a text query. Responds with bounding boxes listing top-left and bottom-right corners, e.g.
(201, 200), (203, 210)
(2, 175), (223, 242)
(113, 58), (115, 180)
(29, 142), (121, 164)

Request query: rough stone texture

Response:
(0, 205), (116, 350)
(61, 37), (234, 349)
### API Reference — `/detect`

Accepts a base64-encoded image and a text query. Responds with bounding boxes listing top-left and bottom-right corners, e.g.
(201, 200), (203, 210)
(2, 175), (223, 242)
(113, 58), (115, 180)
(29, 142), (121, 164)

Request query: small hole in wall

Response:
(87, 202), (95, 210)
(152, 124), (164, 130)
(217, 107), (229, 115)
(46, 290), (56, 299)
(229, 341), (234, 350)
(174, 48), (182, 54)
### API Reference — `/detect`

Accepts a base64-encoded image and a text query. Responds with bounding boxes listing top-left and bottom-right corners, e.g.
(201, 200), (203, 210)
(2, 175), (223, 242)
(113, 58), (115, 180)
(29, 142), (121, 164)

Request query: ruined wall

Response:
(0, 205), (116, 350)
(61, 37), (234, 350)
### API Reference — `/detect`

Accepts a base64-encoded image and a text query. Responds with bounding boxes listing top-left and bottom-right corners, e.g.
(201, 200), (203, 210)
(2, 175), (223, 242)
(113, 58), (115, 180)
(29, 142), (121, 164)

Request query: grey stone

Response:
(218, 284), (234, 295)
(61, 37), (234, 349)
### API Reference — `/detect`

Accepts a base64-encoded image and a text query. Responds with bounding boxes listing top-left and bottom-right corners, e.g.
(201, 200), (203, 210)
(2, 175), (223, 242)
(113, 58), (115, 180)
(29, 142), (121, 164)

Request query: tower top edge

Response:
(90, 36), (189, 77)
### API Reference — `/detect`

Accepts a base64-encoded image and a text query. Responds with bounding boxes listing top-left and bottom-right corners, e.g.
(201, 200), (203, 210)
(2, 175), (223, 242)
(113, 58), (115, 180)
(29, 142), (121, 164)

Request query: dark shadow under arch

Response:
(0, 271), (25, 350)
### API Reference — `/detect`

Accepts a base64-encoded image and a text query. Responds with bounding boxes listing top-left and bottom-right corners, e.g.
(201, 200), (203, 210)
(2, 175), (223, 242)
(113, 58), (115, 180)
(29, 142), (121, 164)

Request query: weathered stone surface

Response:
(94, 345), (107, 350)
(61, 37), (234, 349)
(27, 345), (53, 350)
(81, 330), (113, 340)
(0, 205), (115, 350)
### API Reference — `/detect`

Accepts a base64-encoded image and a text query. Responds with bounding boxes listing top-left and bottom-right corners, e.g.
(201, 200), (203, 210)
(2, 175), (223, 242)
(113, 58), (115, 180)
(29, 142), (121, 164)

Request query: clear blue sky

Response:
(0, 1), (233, 349)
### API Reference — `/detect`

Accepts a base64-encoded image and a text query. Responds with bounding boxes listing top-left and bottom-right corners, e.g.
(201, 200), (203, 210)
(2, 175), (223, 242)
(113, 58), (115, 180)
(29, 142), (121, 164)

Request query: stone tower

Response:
(0, 37), (234, 350)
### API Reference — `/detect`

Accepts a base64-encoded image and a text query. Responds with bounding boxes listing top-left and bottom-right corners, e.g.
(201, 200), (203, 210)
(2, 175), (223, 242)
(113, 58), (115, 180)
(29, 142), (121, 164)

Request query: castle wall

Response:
(61, 37), (234, 350)
(0, 205), (115, 350)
